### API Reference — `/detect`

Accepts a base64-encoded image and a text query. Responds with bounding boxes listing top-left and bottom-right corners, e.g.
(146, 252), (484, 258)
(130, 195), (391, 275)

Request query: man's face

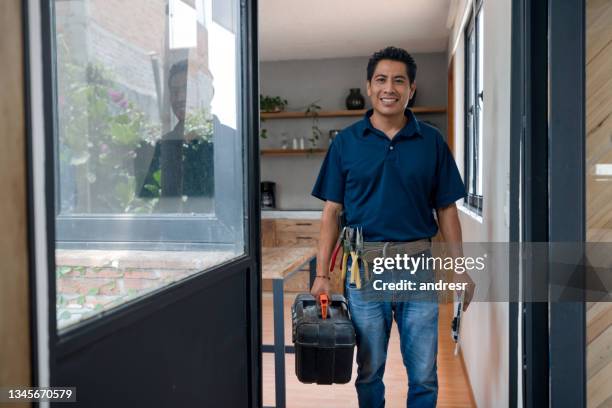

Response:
(169, 71), (188, 121)
(367, 59), (415, 118)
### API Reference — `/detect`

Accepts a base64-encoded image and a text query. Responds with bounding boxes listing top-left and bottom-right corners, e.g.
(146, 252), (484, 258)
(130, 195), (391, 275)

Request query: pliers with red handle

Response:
(328, 226), (346, 274)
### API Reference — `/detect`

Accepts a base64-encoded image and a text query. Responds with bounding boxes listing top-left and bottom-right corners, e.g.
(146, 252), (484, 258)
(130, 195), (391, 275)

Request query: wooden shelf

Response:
(260, 106), (446, 119)
(260, 148), (327, 156)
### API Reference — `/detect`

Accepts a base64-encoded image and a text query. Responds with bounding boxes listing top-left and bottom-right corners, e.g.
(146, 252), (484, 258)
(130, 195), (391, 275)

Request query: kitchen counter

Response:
(261, 210), (322, 219)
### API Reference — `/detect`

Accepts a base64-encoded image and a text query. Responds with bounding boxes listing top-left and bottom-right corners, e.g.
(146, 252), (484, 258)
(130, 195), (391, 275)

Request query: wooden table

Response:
(262, 246), (317, 408)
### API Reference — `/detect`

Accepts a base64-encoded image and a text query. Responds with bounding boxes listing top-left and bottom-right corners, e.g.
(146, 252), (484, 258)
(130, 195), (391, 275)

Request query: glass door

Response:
(35, 0), (261, 405)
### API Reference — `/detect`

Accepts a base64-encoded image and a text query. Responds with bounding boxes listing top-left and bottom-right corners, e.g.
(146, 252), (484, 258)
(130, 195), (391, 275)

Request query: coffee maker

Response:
(260, 181), (276, 209)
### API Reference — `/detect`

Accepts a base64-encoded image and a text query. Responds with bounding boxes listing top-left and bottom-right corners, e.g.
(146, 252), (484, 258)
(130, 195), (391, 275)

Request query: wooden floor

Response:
(262, 292), (476, 408)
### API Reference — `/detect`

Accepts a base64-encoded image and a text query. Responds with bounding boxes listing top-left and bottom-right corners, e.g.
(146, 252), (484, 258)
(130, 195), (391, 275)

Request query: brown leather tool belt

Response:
(361, 239), (432, 263)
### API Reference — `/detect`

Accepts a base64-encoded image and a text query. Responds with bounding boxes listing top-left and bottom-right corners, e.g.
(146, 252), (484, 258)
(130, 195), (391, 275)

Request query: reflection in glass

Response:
(54, 0), (244, 329)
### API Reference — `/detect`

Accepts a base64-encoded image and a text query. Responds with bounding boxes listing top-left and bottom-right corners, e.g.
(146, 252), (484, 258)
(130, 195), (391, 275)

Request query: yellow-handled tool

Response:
(350, 250), (361, 288)
(341, 252), (348, 285)
(348, 227), (362, 289)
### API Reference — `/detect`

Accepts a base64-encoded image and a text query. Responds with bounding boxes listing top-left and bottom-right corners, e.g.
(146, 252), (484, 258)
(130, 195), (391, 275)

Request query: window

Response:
(464, 1), (484, 214)
(53, 0), (246, 329)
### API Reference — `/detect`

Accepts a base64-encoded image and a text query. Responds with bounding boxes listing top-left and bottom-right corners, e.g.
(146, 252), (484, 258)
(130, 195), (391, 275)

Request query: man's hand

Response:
(455, 272), (475, 311)
(437, 203), (476, 311)
(310, 276), (331, 297)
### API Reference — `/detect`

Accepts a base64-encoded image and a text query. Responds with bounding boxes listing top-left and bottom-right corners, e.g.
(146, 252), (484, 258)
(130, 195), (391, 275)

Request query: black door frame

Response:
(547, 0), (586, 406)
(509, 1), (526, 407)
(514, 1), (551, 407)
(245, 0), (263, 404)
(28, 0), (262, 406)
(510, 0), (550, 406)
(512, 0), (587, 407)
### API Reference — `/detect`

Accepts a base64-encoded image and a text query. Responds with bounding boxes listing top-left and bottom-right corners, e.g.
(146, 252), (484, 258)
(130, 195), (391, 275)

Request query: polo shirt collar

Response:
(362, 108), (422, 140)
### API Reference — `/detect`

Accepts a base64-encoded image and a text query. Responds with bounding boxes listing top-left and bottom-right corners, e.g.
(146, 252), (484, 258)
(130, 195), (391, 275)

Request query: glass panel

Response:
(476, 11), (484, 198)
(54, 0), (245, 330)
(585, 0), (612, 405)
(466, 27), (476, 197)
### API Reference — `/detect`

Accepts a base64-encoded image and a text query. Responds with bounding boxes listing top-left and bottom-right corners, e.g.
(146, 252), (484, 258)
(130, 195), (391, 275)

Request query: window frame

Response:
(464, 0), (484, 214)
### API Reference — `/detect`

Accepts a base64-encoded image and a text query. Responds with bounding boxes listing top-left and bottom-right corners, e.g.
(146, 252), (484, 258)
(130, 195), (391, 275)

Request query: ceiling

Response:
(259, 0), (453, 61)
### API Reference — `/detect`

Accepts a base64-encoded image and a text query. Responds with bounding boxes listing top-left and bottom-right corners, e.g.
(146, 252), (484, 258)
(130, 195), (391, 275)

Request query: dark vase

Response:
(345, 88), (365, 110)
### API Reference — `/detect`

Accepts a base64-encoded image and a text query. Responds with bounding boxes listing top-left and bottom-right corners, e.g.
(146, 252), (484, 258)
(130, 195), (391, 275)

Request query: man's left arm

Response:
(436, 203), (474, 311)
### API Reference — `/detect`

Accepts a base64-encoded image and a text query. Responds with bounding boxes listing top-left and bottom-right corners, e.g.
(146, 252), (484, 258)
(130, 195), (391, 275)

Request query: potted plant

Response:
(305, 101), (323, 148)
(57, 60), (162, 214)
(260, 94), (288, 113)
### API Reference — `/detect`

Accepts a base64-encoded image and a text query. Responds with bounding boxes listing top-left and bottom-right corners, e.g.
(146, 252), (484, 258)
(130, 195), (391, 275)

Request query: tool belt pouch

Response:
(345, 240), (431, 288)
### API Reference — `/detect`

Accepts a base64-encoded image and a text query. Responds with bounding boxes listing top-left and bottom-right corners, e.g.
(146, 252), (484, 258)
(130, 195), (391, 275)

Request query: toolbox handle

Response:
(318, 294), (329, 320)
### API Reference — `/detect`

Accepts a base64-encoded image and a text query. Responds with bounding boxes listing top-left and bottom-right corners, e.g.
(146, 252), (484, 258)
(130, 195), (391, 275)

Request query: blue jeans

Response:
(345, 258), (439, 408)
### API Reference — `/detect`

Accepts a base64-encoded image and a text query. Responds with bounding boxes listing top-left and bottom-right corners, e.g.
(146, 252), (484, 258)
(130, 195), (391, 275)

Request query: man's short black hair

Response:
(367, 46), (417, 84)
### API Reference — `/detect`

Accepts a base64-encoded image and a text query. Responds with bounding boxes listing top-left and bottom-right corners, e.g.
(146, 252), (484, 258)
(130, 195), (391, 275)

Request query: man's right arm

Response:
(310, 200), (343, 297)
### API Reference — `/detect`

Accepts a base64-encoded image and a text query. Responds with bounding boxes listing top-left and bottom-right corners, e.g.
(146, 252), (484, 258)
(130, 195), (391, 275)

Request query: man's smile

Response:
(380, 96), (399, 106)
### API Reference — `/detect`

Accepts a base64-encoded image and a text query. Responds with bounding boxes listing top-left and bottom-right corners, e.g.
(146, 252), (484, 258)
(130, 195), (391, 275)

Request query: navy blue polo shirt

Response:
(312, 109), (466, 242)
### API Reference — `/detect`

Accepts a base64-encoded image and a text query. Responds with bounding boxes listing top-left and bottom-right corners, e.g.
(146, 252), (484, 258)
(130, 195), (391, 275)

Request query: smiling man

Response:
(311, 46), (471, 408)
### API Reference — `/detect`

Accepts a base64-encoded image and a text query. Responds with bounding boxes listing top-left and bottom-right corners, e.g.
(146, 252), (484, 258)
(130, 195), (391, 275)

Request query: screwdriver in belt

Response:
(349, 227), (362, 289)
(357, 226), (369, 283)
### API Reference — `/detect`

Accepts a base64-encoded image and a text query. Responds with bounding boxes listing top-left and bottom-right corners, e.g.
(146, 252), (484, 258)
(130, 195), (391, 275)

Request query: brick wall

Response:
(91, 0), (166, 56)
(55, 249), (236, 329)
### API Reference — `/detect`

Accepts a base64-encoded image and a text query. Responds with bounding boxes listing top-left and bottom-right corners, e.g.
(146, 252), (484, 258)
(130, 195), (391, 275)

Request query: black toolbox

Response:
(291, 293), (356, 384)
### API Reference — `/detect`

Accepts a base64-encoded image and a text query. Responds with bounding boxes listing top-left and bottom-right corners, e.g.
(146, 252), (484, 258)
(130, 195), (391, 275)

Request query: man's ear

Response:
(409, 81), (416, 99)
(366, 80), (372, 97)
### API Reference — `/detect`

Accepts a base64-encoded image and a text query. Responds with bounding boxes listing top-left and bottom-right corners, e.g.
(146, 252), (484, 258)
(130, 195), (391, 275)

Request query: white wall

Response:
(448, 0), (512, 407)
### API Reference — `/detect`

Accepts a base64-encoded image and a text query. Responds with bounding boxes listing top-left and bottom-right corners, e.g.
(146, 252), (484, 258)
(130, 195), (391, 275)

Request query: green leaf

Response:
(77, 295), (85, 305)
(59, 310), (71, 320)
(144, 184), (160, 195)
(73, 266), (86, 276)
(114, 113), (130, 124)
(69, 151), (90, 165)
(57, 266), (72, 276)
(152, 169), (161, 185)
(94, 304), (103, 312)
(90, 97), (108, 119)
(110, 122), (139, 146)
(87, 287), (100, 296)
